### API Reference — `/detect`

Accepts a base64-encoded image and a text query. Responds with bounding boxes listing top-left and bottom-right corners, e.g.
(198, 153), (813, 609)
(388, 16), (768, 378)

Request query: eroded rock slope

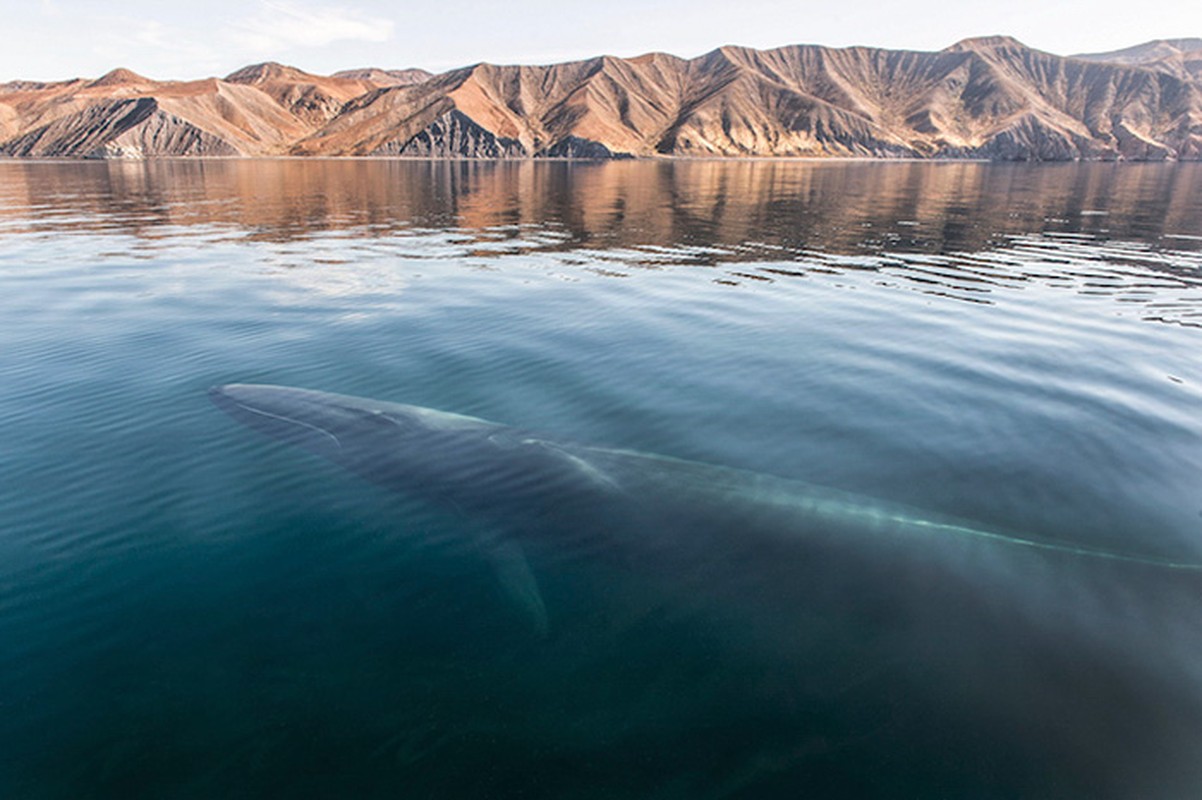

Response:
(2, 38), (1200, 160)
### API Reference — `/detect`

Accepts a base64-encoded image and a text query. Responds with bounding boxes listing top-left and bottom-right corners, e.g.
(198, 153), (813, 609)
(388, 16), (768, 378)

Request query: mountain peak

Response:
(225, 62), (309, 84)
(330, 67), (433, 87)
(944, 35), (1028, 53)
(89, 68), (152, 88)
(1074, 38), (1202, 63)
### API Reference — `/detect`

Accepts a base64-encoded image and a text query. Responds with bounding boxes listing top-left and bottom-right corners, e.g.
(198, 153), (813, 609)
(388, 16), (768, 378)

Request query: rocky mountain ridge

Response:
(1074, 39), (1202, 80)
(2, 37), (1200, 160)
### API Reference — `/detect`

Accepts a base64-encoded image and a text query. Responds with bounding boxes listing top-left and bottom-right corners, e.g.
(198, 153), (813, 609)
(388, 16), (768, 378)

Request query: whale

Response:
(209, 382), (1202, 797)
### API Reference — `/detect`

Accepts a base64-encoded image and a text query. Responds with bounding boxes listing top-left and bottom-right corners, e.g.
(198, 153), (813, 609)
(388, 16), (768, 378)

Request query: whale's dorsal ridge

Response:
(524, 438), (623, 492)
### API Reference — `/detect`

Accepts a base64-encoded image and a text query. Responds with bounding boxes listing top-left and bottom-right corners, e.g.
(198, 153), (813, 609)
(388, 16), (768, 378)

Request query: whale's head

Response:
(209, 384), (603, 510)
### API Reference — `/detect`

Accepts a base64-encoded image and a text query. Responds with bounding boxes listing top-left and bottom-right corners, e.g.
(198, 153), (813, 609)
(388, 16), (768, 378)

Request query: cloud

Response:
(87, 16), (229, 78)
(229, 1), (395, 51)
(131, 20), (169, 48)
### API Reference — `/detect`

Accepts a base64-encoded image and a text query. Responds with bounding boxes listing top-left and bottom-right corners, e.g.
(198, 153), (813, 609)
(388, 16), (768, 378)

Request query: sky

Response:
(3, 0), (1201, 81)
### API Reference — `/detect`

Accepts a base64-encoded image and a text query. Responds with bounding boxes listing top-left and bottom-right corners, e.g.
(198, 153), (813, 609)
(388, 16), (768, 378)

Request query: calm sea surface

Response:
(1, 160), (1201, 798)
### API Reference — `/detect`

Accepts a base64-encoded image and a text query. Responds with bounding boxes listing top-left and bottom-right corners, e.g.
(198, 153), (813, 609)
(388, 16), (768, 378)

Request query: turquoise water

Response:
(2, 160), (1202, 798)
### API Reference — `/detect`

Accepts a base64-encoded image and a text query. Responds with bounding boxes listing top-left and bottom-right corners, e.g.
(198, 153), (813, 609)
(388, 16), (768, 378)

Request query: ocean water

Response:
(1, 159), (1201, 799)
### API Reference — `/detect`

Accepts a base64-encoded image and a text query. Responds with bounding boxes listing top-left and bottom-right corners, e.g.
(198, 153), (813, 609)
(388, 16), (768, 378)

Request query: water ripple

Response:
(3, 160), (1202, 798)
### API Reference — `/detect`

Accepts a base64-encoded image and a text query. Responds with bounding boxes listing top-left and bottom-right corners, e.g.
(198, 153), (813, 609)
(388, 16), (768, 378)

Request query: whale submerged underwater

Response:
(210, 383), (1202, 798)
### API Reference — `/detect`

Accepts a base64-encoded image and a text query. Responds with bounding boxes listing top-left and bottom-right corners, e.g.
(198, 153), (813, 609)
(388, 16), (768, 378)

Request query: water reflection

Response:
(3, 159), (1202, 798)
(1, 159), (1201, 325)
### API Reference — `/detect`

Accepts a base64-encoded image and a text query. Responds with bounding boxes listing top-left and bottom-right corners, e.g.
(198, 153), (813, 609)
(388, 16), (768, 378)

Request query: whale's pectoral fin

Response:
(483, 539), (549, 638)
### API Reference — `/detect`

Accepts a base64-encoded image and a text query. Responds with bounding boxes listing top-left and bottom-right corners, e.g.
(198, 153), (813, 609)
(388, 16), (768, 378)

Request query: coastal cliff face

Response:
(2, 37), (1200, 160)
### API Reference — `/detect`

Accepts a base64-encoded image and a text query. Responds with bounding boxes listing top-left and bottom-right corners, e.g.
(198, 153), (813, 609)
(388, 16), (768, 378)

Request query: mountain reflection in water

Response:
(1, 160), (1200, 329)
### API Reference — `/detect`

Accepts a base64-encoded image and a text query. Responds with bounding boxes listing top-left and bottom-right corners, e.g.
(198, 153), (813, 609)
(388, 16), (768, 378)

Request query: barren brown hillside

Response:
(2, 37), (1199, 160)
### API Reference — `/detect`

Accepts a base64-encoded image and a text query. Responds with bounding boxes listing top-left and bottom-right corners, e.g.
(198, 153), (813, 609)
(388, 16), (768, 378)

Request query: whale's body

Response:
(210, 383), (1202, 797)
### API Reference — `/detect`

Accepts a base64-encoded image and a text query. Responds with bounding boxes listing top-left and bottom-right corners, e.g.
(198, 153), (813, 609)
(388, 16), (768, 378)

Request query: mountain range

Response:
(2, 37), (1200, 160)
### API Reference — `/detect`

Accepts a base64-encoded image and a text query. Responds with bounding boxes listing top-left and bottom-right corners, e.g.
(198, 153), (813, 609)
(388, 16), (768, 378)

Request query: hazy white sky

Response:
(3, 0), (1200, 81)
